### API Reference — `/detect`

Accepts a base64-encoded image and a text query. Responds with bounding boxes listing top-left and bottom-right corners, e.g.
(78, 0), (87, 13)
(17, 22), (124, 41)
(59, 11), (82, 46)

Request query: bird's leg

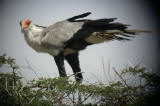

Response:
(65, 52), (83, 83)
(54, 52), (67, 77)
(54, 52), (66, 105)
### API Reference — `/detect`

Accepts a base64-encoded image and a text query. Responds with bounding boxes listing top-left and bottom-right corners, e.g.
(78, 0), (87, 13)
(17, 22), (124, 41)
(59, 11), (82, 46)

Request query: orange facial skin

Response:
(24, 20), (32, 27)
(20, 19), (32, 29)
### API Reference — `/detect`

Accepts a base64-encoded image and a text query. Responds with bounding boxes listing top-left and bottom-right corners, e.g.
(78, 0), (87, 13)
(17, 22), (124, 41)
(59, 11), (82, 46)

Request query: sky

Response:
(0, 0), (159, 83)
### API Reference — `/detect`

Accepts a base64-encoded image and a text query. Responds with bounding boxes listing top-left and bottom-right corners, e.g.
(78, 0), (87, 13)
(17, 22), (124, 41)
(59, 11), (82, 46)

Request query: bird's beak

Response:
(19, 21), (22, 28)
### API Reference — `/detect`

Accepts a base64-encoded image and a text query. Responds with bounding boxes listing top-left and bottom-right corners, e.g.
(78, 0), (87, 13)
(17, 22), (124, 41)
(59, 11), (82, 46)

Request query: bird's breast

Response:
(24, 33), (62, 56)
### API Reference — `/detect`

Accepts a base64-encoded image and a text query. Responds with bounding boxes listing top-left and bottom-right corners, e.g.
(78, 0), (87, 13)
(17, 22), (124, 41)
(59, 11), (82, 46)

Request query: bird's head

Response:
(20, 19), (33, 31)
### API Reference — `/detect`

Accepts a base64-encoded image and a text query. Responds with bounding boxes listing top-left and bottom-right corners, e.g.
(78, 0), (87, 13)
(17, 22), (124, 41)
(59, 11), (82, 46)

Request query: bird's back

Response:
(41, 20), (85, 48)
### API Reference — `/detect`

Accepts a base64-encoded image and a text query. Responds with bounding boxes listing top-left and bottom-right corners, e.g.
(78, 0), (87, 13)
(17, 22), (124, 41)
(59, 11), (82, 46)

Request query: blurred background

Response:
(0, 0), (159, 83)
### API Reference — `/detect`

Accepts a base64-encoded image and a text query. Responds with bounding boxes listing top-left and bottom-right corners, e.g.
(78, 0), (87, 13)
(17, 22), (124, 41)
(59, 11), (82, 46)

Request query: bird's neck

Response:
(24, 26), (44, 45)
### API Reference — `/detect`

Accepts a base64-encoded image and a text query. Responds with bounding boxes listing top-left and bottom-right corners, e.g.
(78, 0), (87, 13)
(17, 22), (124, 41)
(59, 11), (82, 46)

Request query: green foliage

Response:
(0, 54), (159, 106)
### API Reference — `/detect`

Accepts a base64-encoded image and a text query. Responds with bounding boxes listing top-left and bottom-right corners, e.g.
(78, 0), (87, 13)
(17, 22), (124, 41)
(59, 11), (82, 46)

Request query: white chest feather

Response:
(24, 27), (61, 56)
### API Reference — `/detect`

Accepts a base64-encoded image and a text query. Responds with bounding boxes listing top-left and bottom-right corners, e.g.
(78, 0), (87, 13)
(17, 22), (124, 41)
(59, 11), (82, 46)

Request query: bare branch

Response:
(113, 68), (129, 87)
(24, 58), (39, 78)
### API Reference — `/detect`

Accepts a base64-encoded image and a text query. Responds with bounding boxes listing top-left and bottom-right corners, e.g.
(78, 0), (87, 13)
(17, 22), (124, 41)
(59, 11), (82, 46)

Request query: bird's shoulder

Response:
(42, 20), (85, 37)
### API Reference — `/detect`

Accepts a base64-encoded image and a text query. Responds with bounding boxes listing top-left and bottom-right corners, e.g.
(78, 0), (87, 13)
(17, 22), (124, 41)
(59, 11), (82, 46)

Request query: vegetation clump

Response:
(0, 54), (159, 106)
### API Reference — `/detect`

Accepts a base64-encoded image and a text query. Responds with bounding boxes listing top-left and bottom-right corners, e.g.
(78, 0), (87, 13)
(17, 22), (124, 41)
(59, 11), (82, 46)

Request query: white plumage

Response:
(21, 20), (84, 56)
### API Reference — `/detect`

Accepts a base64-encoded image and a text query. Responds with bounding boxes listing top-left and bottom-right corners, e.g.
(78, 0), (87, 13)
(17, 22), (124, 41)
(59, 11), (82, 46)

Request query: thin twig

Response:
(101, 57), (108, 83)
(25, 58), (39, 78)
(113, 68), (129, 87)
(107, 60), (112, 82)
(78, 91), (82, 105)
(80, 93), (93, 104)
(66, 93), (75, 104)
(58, 92), (64, 106)
(5, 77), (12, 96)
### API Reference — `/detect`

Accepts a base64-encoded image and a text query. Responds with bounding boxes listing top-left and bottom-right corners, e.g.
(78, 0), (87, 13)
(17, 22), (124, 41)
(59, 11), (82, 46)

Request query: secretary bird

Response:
(20, 12), (150, 82)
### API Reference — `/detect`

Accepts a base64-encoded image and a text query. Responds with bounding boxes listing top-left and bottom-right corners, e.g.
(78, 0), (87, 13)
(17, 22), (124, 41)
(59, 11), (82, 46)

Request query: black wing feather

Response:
(68, 12), (91, 22)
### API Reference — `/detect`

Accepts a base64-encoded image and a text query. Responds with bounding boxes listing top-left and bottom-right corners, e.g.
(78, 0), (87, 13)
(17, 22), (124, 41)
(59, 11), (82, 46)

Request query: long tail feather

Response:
(125, 29), (152, 35)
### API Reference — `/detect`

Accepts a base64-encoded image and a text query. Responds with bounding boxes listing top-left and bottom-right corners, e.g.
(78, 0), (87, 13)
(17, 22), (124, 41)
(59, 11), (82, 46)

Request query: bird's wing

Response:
(41, 13), (150, 49)
(40, 12), (92, 49)
(65, 18), (151, 45)
(40, 20), (85, 49)
(67, 12), (91, 22)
